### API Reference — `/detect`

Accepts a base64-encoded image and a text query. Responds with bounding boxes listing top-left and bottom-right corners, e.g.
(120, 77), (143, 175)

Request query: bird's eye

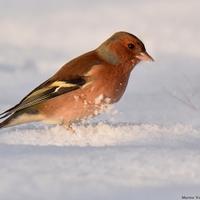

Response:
(128, 43), (135, 49)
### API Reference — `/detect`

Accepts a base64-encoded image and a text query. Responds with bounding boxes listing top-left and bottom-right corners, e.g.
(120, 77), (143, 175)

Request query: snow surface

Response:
(1, 0), (200, 199)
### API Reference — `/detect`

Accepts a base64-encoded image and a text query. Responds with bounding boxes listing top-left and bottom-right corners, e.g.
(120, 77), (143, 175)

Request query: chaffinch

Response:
(0, 31), (154, 129)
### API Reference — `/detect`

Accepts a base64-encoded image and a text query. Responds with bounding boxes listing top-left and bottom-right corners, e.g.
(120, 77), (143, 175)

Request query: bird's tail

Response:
(0, 118), (10, 129)
(0, 108), (44, 129)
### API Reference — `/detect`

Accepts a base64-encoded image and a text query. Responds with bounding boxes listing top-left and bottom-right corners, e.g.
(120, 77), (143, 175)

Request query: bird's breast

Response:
(84, 63), (131, 103)
(38, 62), (132, 124)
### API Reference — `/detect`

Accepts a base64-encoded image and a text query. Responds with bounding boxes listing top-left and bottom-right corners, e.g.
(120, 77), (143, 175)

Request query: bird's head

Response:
(96, 31), (154, 67)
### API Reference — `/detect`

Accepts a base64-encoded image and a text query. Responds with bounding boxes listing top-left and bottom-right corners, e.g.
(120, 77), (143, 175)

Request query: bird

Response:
(0, 31), (154, 130)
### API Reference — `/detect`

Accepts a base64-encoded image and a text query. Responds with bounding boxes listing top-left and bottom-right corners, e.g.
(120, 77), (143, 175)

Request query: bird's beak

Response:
(136, 52), (154, 62)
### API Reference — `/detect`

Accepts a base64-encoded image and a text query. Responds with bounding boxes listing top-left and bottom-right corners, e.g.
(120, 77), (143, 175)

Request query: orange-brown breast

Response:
(37, 58), (134, 124)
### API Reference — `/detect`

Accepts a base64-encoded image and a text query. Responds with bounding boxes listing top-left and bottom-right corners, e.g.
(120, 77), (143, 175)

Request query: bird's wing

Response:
(0, 77), (87, 119)
(0, 51), (101, 119)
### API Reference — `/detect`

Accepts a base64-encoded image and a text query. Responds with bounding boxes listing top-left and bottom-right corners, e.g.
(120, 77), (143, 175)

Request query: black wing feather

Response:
(0, 77), (86, 119)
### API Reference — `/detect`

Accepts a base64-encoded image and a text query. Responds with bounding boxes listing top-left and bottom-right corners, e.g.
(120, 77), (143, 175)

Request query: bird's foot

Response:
(60, 122), (76, 133)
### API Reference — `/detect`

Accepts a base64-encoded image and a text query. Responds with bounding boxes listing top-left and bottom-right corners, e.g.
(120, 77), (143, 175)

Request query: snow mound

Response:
(0, 123), (199, 147)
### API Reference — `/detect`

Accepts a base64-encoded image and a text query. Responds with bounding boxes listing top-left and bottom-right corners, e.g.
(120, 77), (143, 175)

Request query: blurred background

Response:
(0, 0), (200, 126)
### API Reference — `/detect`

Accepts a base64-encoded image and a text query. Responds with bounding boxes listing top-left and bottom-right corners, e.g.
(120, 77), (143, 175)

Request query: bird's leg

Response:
(60, 120), (76, 133)
(66, 125), (76, 133)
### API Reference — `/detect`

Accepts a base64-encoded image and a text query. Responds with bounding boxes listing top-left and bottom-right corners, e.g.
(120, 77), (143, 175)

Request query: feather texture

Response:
(0, 77), (86, 119)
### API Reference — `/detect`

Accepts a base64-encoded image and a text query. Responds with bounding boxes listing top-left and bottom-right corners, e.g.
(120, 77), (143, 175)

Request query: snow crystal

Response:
(74, 95), (79, 101)
(94, 94), (104, 104)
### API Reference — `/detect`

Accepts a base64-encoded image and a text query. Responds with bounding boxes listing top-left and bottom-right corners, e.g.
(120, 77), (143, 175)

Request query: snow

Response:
(1, 0), (200, 199)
